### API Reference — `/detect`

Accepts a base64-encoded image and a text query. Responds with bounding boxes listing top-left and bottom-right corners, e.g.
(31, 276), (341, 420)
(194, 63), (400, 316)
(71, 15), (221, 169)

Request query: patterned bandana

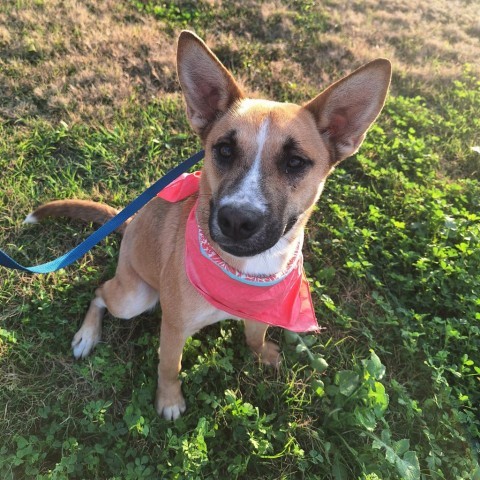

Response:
(158, 173), (318, 332)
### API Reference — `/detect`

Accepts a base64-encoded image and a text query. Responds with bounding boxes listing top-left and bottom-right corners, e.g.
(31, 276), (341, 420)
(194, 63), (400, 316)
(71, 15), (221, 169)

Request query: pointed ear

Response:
(176, 31), (244, 138)
(304, 59), (391, 165)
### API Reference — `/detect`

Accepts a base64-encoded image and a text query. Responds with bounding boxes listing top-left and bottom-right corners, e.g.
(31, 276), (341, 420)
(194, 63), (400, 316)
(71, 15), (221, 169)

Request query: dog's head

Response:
(177, 31), (391, 258)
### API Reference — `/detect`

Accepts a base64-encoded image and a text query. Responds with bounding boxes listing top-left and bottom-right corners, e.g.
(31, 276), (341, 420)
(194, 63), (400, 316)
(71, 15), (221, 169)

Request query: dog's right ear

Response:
(177, 31), (243, 139)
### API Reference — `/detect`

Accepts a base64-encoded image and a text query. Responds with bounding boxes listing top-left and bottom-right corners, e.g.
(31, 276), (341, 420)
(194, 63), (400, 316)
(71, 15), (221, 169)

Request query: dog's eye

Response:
(285, 156), (306, 174)
(219, 145), (233, 157)
(214, 143), (234, 166)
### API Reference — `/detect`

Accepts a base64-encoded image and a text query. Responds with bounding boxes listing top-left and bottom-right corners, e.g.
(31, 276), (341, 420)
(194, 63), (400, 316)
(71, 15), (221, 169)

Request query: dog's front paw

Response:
(256, 341), (281, 368)
(71, 325), (101, 359)
(155, 383), (186, 420)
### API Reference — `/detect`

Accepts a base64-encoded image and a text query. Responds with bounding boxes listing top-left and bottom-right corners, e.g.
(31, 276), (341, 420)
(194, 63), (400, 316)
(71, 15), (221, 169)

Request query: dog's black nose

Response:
(217, 206), (262, 241)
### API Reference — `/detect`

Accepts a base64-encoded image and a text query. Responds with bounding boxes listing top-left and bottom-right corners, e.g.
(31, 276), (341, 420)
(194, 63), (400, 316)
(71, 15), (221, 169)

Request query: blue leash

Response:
(0, 150), (205, 274)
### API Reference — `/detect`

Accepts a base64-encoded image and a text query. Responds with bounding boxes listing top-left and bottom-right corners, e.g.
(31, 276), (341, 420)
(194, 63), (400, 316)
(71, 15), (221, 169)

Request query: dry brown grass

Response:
(0, 0), (478, 124)
(0, 0), (177, 124)
(322, 0), (479, 90)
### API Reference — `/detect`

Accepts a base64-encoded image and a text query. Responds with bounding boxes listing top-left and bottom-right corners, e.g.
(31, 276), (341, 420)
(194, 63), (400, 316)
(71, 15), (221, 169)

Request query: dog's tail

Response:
(24, 200), (131, 235)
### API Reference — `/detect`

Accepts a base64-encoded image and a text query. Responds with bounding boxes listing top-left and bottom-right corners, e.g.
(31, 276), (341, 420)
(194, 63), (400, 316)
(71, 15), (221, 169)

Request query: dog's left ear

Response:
(305, 59), (391, 165)
(177, 31), (244, 139)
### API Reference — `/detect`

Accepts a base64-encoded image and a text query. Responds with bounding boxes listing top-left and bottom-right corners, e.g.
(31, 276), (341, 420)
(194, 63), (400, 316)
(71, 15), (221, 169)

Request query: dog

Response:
(26, 31), (391, 420)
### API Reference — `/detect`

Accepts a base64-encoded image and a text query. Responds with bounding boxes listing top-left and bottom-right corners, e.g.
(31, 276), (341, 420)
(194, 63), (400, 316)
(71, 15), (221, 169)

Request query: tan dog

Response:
(27, 31), (391, 420)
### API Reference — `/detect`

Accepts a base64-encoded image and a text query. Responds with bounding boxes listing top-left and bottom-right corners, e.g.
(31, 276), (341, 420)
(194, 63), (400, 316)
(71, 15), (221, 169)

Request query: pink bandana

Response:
(158, 173), (318, 332)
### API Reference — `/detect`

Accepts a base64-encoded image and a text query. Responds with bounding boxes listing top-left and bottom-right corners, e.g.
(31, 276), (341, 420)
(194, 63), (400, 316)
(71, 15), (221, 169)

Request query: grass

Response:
(1, 0), (479, 478)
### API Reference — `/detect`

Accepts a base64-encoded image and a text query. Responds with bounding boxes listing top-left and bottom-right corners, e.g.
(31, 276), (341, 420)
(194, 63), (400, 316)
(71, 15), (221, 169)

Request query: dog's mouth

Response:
(213, 238), (275, 257)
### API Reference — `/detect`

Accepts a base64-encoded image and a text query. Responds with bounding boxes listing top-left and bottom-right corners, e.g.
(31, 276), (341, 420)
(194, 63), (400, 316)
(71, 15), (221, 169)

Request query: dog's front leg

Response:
(155, 318), (188, 420)
(244, 320), (281, 368)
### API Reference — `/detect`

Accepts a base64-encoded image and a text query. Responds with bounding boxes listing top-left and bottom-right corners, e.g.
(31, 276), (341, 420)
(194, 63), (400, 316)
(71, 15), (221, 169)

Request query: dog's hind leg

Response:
(72, 264), (158, 359)
(244, 319), (281, 368)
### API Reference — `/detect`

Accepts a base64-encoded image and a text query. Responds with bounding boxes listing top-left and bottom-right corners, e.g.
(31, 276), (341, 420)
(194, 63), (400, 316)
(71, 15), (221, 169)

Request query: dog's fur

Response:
(28, 31), (391, 420)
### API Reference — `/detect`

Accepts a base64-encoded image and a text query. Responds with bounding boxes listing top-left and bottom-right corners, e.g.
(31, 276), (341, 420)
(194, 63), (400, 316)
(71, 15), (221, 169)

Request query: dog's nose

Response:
(217, 206), (262, 241)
